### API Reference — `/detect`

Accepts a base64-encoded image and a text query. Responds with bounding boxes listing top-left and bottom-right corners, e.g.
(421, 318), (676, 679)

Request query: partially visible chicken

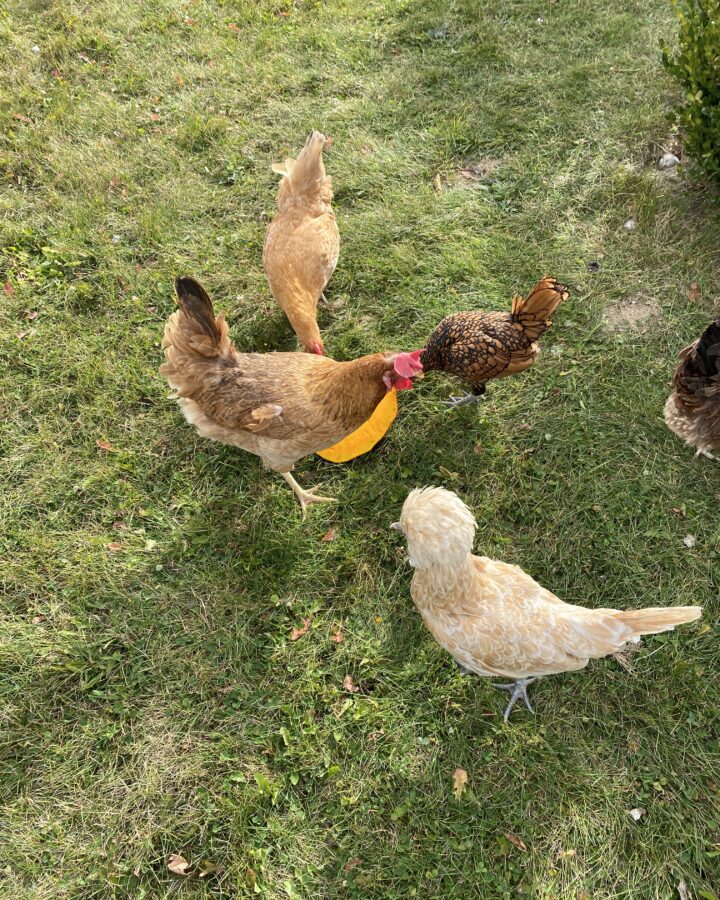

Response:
(421, 277), (569, 407)
(263, 130), (340, 355)
(392, 487), (702, 721)
(664, 317), (720, 461)
(160, 277), (423, 515)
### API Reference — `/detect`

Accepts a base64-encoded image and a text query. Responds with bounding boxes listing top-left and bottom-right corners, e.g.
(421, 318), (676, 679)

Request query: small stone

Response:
(32, 45), (40, 54)
(658, 153), (680, 170)
(683, 534), (696, 549)
(536, 16), (545, 23)
(628, 807), (646, 821)
(623, 218), (636, 231)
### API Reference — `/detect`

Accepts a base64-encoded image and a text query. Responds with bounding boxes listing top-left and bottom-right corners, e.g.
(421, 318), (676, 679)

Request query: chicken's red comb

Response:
(393, 349), (425, 378)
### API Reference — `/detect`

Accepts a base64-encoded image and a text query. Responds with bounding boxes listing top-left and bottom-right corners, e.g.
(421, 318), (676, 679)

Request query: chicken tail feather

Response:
(674, 318), (720, 386)
(614, 605), (702, 637)
(174, 276), (220, 343)
(161, 277), (236, 395)
(511, 276), (569, 340)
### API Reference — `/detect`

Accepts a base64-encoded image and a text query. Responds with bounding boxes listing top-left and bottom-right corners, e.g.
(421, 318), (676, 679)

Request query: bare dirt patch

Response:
(602, 295), (660, 334)
(453, 157), (502, 185)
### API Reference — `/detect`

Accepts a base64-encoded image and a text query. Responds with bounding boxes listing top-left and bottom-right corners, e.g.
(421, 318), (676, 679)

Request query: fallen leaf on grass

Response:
(683, 534), (696, 549)
(96, 439), (114, 451)
(344, 857), (361, 871)
(198, 861), (217, 878)
(688, 282), (700, 303)
(628, 807), (646, 821)
(168, 854), (191, 876)
(228, 22), (240, 32)
(32, 615), (46, 624)
(183, 17), (197, 26)
(677, 880), (691, 900)
(290, 617), (311, 641)
(557, 848), (577, 860)
(14, 113), (33, 124)
(433, 173), (442, 192)
(504, 831), (527, 851)
(24, 310), (39, 320)
(106, 542), (123, 552)
(452, 768), (468, 799)
(343, 674), (359, 693)
(133, 864), (141, 877)
(4, 281), (14, 295)
(331, 626), (344, 643)
(149, 112), (161, 121)
(17, 331), (27, 339)
(321, 527), (336, 542)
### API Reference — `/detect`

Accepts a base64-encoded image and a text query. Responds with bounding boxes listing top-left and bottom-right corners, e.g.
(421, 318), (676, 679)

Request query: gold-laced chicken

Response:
(665, 317), (720, 461)
(421, 276), (569, 407)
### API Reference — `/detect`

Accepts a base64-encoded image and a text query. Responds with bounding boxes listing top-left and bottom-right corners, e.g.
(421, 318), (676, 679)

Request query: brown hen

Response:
(263, 130), (340, 355)
(160, 277), (423, 515)
(421, 276), (569, 407)
(664, 316), (720, 460)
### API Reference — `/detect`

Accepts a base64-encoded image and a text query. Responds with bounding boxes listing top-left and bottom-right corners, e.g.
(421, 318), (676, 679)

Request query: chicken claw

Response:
(282, 472), (336, 518)
(695, 448), (719, 461)
(493, 677), (538, 721)
(443, 392), (485, 408)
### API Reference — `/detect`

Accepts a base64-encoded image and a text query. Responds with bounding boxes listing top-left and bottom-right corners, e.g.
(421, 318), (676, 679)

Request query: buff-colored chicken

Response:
(161, 277), (423, 515)
(664, 316), (720, 461)
(392, 487), (702, 720)
(263, 130), (340, 355)
(421, 277), (568, 407)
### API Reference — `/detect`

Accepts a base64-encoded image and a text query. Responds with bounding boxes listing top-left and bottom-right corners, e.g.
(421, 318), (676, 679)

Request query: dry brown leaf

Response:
(133, 864), (141, 877)
(677, 880), (691, 900)
(4, 281), (14, 295)
(112, 520), (127, 531)
(504, 831), (527, 851)
(183, 17), (197, 26)
(175, 74), (184, 86)
(32, 615), (46, 625)
(688, 282), (700, 302)
(343, 674), (359, 693)
(24, 310), (39, 320)
(167, 854), (191, 876)
(331, 626), (344, 643)
(17, 331), (27, 339)
(321, 527), (336, 542)
(14, 113), (33, 124)
(290, 617), (311, 641)
(96, 439), (114, 451)
(228, 22), (240, 32)
(452, 768), (468, 799)
(343, 857), (361, 872)
(557, 848), (577, 860)
(433, 173), (442, 193)
(106, 542), (123, 552)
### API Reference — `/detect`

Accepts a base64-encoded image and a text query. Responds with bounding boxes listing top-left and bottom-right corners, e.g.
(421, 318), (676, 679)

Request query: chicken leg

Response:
(281, 472), (336, 518)
(695, 448), (719, 461)
(493, 677), (538, 721)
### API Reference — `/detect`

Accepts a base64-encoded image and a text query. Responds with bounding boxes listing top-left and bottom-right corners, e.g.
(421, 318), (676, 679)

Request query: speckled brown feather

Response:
(665, 317), (720, 453)
(421, 277), (568, 392)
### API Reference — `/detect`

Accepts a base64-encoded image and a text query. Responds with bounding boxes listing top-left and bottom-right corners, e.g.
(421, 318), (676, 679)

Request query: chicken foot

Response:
(493, 677), (538, 721)
(443, 386), (486, 408)
(281, 472), (336, 518)
(695, 448), (719, 461)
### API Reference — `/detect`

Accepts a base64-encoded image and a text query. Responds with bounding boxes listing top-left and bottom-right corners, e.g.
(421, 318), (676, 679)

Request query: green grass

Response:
(1, 0), (719, 897)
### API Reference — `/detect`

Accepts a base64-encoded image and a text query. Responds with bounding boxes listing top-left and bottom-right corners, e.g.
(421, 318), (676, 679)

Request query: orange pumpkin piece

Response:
(317, 389), (398, 463)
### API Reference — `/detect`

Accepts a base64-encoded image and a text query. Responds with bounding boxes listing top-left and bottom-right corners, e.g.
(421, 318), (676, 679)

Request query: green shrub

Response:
(661, 0), (720, 178)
